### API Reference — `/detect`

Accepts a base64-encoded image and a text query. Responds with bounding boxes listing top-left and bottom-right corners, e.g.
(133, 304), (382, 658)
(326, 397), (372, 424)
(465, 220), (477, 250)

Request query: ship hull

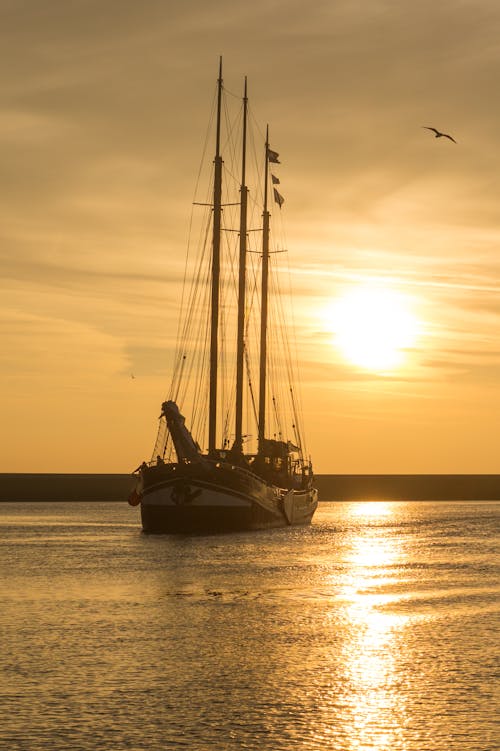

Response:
(139, 463), (317, 534)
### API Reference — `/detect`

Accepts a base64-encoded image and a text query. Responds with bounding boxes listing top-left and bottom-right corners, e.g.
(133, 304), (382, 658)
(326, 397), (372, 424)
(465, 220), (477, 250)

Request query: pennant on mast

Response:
(267, 148), (280, 164)
(273, 188), (284, 208)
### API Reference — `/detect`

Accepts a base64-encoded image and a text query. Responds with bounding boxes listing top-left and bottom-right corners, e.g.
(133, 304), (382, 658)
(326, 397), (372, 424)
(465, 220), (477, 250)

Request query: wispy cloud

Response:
(1, 0), (499, 471)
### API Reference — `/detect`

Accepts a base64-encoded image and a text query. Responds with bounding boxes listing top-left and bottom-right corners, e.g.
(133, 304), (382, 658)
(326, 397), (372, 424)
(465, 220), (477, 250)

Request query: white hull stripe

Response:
(142, 485), (252, 508)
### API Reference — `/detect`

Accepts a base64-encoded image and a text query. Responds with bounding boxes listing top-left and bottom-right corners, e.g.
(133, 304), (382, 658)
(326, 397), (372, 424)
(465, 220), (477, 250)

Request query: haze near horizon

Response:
(2, 0), (499, 473)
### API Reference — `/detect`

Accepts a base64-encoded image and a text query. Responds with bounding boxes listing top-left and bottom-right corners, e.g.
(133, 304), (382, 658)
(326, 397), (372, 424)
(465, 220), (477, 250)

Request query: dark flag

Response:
(267, 148), (280, 164)
(273, 188), (284, 208)
(271, 174), (280, 184)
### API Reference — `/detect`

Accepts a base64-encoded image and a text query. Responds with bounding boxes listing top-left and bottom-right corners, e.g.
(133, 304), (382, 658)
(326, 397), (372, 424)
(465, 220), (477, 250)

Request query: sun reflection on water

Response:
(323, 502), (411, 750)
(350, 500), (394, 518)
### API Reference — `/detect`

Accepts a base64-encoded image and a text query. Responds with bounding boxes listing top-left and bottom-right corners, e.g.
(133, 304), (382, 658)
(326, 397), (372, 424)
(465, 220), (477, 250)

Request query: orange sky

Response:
(2, 0), (500, 473)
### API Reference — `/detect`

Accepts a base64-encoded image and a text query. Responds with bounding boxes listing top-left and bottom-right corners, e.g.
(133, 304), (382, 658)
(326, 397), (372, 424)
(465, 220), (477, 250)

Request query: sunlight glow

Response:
(326, 283), (420, 372)
(350, 500), (394, 518)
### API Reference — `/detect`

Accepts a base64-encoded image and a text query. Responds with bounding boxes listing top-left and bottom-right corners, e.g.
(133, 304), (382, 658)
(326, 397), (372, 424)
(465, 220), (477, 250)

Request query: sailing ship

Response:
(129, 60), (318, 533)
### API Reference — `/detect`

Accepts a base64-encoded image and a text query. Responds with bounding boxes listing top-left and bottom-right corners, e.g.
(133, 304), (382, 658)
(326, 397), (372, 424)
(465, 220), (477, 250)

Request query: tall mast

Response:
(234, 77), (248, 455)
(208, 57), (223, 454)
(258, 126), (271, 453)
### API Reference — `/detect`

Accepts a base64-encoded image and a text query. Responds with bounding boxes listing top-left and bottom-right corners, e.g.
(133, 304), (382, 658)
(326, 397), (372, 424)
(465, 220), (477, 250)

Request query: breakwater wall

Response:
(1, 473), (499, 502)
(0, 474), (136, 503)
(315, 474), (500, 501)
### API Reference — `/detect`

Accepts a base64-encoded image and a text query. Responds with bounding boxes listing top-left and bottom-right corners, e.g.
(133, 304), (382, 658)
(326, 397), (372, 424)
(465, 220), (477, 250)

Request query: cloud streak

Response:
(1, 0), (499, 471)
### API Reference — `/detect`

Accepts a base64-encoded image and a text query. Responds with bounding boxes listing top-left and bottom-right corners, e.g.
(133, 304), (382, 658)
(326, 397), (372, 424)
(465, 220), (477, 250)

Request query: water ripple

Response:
(0, 500), (498, 751)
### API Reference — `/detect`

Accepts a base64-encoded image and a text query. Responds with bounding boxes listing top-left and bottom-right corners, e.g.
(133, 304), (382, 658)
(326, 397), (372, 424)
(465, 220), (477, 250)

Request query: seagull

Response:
(422, 126), (457, 143)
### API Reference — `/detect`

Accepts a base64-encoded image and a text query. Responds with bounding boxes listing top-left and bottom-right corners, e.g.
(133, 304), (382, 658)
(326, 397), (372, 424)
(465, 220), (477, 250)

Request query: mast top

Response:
(264, 124), (270, 213)
(215, 57), (223, 160)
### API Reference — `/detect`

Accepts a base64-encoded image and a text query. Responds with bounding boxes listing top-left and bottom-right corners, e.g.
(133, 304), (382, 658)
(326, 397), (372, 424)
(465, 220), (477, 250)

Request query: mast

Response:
(258, 126), (271, 453)
(234, 77), (248, 455)
(208, 57), (223, 454)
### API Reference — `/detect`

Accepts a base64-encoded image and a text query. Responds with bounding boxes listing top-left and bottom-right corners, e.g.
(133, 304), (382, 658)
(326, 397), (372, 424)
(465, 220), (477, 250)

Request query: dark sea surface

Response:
(1, 501), (498, 751)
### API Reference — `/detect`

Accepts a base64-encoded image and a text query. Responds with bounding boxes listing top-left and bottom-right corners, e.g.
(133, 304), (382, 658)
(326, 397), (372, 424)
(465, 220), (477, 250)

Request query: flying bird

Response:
(422, 126), (457, 143)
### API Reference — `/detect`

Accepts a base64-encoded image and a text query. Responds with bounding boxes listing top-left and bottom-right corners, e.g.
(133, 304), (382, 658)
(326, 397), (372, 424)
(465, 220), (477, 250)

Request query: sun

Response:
(326, 283), (419, 372)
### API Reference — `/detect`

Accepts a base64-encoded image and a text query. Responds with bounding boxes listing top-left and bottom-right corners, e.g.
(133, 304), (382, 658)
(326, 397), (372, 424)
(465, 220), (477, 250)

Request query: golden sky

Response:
(2, 0), (500, 473)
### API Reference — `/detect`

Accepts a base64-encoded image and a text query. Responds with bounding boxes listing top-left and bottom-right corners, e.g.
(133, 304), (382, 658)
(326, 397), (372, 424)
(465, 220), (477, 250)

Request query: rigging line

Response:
(276, 278), (298, 418)
(270, 263), (290, 384)
(174, 269), (205, 400)
(267, 257), (291, 406)
(222, 101), (244, 187)
(260, 130), (299, 445)
(245, 252), (259, 326)
(190, 283), (211, 450)
(171, 87), (218, 385)
(289, 385), (303, 456)
(244, 345), (259, 429)
(224, 237), (238, 446)
(157, 83), (221, 460)
(192, 338), (210, 445)
(218, 219), (233, 448)
(247, 105), (267, 156)
(244, 247), (260, 441)
(151, 418), (167, 463)
(170, 202), (211, 392)
(271, 393), (283, 440)
(189, 264), (211, 427)
(266, 258), (281, 410)
(247, 119), (265, 214)
(220, 274), (237, 449)
(175, 144), (220, 405)
(273, 279), (303, 457)
(221, 83), (242, 100)
(268, 257), (297, 447)
(176, 247), (210, 418)
(273, 247), (306, 453)
(221, 90), (242, 172)
(192, 84), (219, 204)
(285, 270), (308, 455)
(178, 198), (212, 341)
(171, 206), (212, 402)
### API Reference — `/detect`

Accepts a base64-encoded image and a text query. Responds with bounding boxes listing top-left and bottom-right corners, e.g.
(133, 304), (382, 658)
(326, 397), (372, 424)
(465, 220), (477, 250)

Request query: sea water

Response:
(0, 501), (498, 751)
